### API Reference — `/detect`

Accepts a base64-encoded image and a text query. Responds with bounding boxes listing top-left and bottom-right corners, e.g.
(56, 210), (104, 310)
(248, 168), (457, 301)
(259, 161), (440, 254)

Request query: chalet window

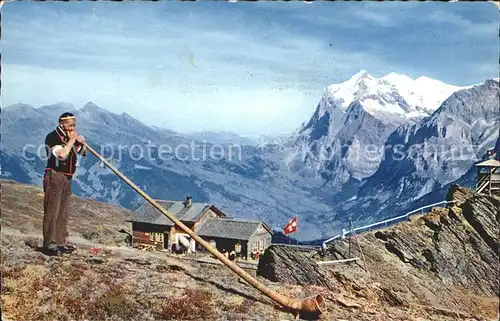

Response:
(258, 240), (264, 250)
(150, 232), (164, 243)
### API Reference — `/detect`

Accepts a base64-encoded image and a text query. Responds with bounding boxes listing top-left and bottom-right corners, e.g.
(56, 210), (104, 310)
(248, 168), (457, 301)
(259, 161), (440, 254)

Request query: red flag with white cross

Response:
(284, 216), (298, 235)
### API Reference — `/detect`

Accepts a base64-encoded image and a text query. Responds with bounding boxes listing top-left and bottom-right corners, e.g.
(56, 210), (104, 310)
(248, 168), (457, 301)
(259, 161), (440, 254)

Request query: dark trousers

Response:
(43, 170), (72, 248)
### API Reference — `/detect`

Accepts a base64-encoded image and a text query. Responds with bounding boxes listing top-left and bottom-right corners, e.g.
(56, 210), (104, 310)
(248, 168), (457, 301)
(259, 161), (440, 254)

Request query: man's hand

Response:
(56, 131), (78, 159)
(76, 135), (88, 156)
(68, 131), (78, 142)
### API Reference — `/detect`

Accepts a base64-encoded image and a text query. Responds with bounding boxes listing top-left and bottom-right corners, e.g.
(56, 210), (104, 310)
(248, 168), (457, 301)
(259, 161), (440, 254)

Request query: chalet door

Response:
(163, 233), (169, 250)
(242, 242), (248, 260)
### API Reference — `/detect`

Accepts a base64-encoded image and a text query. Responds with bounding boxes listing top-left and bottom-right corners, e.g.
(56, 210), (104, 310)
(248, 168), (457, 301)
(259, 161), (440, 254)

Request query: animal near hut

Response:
(127, 196), (273, 260)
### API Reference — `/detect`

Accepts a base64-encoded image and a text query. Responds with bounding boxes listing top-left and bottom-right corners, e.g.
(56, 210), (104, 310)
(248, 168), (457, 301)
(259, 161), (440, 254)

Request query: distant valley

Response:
(2, 71), (498, 241)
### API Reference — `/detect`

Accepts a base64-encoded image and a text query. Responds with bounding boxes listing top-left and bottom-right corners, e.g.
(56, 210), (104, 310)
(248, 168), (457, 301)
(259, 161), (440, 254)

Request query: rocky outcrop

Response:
(461, 194), (500, 256)
(373, 189), (499, 296)
(446, 183), (474, 206)
(256, 245), (335, 290)
(320, 185), (499, 319)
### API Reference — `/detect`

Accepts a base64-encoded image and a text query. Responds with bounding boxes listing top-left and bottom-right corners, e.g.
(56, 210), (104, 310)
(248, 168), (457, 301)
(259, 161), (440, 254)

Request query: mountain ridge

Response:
(1, 72), (498, 242)
(283, 71), (474, 190)
(328, 78), (500, 225)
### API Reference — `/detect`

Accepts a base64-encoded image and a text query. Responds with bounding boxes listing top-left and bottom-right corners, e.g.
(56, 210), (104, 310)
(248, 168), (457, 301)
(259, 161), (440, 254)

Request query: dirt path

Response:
(1, 227), (196, 272)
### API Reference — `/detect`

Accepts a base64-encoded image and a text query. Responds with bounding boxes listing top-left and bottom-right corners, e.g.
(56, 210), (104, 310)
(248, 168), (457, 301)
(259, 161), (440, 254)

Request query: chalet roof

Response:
(197, 217), (272, 241)
(475, 159), (500, 167)
(128, 200), (217, 226)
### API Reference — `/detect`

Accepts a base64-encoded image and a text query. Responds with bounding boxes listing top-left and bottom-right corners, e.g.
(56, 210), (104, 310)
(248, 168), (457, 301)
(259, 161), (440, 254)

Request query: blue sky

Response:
(1, 1), (498, 136)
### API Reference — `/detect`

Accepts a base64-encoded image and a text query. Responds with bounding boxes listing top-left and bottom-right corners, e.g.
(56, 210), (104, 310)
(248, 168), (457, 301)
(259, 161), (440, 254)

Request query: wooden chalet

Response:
(128, 196), (273, 259)
(128, 196), (226, 252)
(196, 217), (273, 260)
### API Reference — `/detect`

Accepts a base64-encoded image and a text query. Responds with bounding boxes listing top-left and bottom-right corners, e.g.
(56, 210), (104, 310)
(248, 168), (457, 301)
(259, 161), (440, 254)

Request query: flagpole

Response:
(284, 216), (298, 247)
(288, 217), (291, 245)
(296, 215), (299, 248)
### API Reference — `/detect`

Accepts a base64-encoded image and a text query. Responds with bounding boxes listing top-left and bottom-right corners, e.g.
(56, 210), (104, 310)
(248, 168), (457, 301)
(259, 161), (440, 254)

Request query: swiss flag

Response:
(284, 216), (298, 235)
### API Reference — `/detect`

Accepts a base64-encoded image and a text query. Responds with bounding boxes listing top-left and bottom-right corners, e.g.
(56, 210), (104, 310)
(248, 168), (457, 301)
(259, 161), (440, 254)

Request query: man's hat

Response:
(59, 112), (75, 122)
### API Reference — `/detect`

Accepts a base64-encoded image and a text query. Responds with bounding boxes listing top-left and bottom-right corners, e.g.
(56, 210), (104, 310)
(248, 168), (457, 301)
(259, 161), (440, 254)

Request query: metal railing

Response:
(321, 200), (457, 250)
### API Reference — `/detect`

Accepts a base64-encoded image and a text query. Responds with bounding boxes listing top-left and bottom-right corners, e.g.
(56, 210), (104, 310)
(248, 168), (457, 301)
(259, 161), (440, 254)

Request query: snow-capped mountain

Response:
(330, 78), (500, 223)
(285, 70), (466, 189)
(314, 70), (463, 122)
(381, 72), (465, 115)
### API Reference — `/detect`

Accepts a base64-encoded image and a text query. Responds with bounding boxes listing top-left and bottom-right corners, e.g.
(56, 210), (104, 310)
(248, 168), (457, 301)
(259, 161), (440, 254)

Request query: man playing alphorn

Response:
(42, 112), (87, 255)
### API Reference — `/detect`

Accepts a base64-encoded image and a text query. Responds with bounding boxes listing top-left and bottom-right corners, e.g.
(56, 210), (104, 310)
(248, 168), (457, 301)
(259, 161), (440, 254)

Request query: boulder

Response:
(446, 183), (473, 206)
(256, 245), (334, 290)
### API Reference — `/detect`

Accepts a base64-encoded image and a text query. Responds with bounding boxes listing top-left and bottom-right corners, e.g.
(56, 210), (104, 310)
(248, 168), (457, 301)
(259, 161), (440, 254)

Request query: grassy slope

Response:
(1, 179), (497, 320)
(1, 179), (132, 245)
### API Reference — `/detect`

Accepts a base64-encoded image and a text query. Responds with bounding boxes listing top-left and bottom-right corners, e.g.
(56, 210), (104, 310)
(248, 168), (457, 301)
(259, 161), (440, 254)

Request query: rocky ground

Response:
(312, 184), (499, 320)
(1, 179), (499, 320)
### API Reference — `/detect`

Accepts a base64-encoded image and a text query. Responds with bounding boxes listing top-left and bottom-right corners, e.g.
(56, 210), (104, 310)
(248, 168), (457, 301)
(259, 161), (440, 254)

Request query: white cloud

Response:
(1, 63), (315, 136)
(353, 8), (397, 28)
(2, 2), (404, 136)
(289, 2), (410, 28)
(426, 10), (498, 38)
(1, 2), (497, 135)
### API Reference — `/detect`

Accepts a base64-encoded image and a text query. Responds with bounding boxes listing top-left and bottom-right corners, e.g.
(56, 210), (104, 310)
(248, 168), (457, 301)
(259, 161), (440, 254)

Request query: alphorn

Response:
(83, 141), (324, 316)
